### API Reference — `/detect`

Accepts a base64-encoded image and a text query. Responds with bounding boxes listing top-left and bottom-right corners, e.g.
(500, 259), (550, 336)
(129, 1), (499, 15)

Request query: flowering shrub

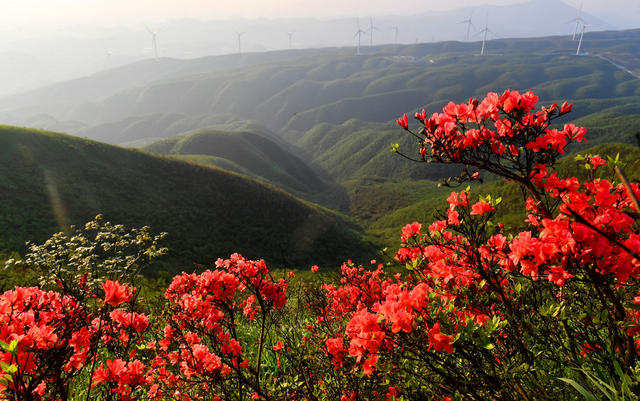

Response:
(0, 217), (162, 401)
(148, 254), (291, 400)
(304, 90), (640, 399)
(0, 280), (145, 401)
(1, 90), (640, 400)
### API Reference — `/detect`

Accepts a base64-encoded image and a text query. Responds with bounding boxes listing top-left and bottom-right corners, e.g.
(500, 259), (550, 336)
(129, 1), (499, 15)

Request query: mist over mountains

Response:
(1, 0), (637, 97)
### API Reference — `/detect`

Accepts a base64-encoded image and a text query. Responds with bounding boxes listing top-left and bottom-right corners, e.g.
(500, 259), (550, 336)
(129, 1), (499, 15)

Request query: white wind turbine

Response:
(476, 15), (494, 56)
(459, 11), (475, 41)
(286, 32), (293, 49)
(236, 31), (244, 54)
(391, 26), (399, 44)
(576, 23), (591, 55)
(105, 49), (113, 67)
(367, 17), (380, 46)
(353, 19), (366, 55)
(569, 3), (584, 40)
(145, 26), (158, 59)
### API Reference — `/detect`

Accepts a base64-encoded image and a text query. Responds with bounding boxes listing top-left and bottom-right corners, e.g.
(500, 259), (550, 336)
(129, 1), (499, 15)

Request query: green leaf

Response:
(6, 340), (17, 353)
(558, 378), (598, 401)
(0, 362), (18, 375)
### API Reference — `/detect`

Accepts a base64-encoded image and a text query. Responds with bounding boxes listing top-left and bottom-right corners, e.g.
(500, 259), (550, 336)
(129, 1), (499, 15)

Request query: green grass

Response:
(143, 129), (328, 196)
(0, 125), (374, 273)
(141, 128), (350, 211)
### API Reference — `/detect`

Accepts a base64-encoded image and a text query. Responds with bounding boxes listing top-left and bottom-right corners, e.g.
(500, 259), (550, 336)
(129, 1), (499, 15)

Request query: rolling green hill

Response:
(1, 31), (637, 196)
(1, 30), (639, 263)
(293, 105), (640, 186)
(141, 129), (349, 210)
(0, 125), (374, 272)
(16, 43), (637, 189)
(3, 30), (639, 146)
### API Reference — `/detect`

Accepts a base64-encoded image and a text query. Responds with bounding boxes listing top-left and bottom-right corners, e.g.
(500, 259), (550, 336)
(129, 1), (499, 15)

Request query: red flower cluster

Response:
(404, 90), (586, 188)
(145, 253), (289, 400)
(0, 280), (149, 400)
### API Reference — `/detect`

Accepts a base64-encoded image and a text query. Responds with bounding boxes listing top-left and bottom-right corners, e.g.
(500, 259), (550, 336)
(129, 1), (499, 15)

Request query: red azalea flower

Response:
(396, 113), (408, 129)
(470, 201), (495, 215)
(102, 280), (132, 307)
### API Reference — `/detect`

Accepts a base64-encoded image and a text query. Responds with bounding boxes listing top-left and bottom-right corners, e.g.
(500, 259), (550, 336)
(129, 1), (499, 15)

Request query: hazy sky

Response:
(3, 0), (637, 26)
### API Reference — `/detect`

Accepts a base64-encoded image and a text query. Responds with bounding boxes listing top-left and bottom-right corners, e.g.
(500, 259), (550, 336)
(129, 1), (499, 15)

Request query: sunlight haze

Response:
(2, 0), (638, 26)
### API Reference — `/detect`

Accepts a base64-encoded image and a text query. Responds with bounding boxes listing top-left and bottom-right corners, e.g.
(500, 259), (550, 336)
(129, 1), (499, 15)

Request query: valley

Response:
(0, 29), (639, 271)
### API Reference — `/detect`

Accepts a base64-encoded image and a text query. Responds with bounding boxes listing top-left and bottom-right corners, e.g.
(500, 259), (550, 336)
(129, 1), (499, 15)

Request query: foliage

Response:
(6, 215), (167, 295)
(141, 128), (350, 211)
(0, 217), (165, 401)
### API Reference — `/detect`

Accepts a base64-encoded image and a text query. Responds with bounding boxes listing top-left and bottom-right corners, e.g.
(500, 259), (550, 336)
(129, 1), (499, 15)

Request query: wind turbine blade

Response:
(473, 28), (487, 37)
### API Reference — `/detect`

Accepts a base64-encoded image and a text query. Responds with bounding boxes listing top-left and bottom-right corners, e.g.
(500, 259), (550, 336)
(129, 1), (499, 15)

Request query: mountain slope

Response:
(3, 29), (639, 139)
(141, 129), (349, 210)
(0, 126), (373, 271)
(1, 31), (639, 189)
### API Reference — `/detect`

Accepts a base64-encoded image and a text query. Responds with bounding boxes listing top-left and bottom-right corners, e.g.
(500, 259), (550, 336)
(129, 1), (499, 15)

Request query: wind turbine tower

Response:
(477, 15), (493, 56)
(391, 26), (399, 44)
(105, 49), (113, 68)
(576, 23), (590, 55)
(145, 26), (158, 59)
(354, 19), (366, 55)
(287, 32), (293, 49)
(236, 32), (244, 54)
(570, 3), (584, 40)
(367, 17), (380, 46)
(460, 11), (475, 41)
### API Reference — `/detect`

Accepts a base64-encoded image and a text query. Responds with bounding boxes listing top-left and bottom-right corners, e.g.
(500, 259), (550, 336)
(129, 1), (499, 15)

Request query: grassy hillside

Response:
(68, 53), (639, 187)
(1, 31), (637, 196)
(68, 54), (640, 135)
(0, 126), (374, 272)
(141, 129), (350, 210)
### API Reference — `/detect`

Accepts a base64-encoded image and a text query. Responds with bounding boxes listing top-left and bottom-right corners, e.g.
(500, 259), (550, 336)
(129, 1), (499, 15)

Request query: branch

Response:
(565, 207), (640, 261)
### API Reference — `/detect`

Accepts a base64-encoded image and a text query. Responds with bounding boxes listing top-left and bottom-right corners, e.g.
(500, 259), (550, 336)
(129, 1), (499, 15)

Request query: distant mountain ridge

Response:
(2, 30), (638, 190)
(2, 30), (638, 135)
(2, 0), (636, 98)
